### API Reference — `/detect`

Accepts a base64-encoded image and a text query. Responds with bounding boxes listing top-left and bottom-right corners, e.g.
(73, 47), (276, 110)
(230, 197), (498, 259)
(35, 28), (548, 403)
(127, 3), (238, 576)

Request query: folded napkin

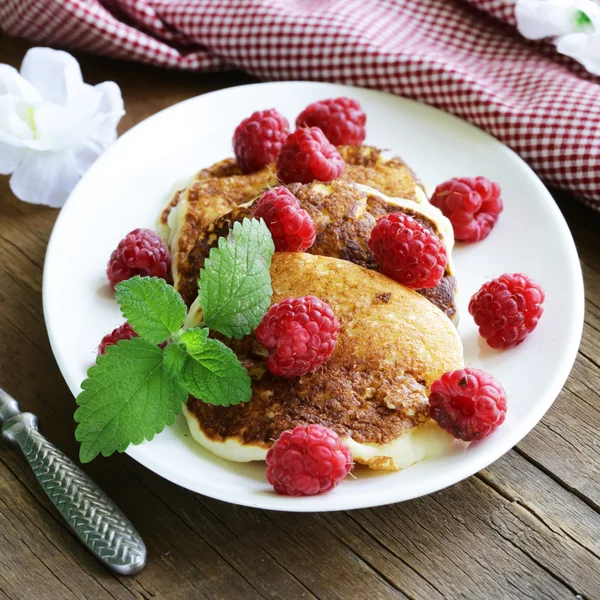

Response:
(3, 0), (599, 208)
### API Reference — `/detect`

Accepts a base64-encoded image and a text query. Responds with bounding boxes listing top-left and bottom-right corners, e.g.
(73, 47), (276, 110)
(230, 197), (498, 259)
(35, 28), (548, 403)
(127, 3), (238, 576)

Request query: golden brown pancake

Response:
(338, 145), (425, 202)
(157, 145), (426, 241)
(184, 252), (464, 470)
(173, 179), (458, 321)
(162, 166), (278, 272)
(157, 161), (279, 244)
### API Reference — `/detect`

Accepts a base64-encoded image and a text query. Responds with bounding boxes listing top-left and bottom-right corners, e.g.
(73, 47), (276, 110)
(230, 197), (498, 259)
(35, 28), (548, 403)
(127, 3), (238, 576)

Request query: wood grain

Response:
(0, 35), (599, 600)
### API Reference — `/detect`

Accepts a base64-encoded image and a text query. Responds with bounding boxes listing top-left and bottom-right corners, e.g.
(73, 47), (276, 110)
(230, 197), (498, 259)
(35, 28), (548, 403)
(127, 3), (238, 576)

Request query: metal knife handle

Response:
(2, 412), (147, 575)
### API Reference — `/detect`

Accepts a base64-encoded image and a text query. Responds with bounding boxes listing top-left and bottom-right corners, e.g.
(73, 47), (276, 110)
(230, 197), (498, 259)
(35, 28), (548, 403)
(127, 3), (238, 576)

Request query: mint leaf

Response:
(162, 342), (186, 378)
(115, 276), (186, 344)
(179, 327), (252, 406)
(199, 218), (274, 339)
(75, 338), (186, 463)
(179, 326), (212, 358)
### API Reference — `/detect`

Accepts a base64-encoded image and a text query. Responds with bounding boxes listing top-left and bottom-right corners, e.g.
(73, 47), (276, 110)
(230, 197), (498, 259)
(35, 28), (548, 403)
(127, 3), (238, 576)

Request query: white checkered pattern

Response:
(2, 0), (599, 208)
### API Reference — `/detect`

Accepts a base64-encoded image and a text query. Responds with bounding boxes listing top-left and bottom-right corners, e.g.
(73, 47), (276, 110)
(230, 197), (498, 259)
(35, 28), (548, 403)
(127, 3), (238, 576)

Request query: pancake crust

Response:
(338, 145), (425, 202)
(185, 253), (463, 470)
(158, 164), (277, 242)
(175, 179), (458, 321)
(157, 145), (426, 241)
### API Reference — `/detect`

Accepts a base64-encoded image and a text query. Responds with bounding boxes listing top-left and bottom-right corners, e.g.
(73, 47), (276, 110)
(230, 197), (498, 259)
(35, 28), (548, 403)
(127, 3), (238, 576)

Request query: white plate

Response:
(43, 82), (584, 512)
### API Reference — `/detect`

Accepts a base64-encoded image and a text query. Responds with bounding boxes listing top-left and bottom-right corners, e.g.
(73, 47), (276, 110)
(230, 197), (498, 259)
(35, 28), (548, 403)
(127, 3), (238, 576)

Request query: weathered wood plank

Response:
(517, 377), (600, 508)
(0, 459), (134, 600)
(126, 461), (407, 599)
(480, 453), (600, 557)
(348, 479), (595, 599)
(0, 444), (268, 600)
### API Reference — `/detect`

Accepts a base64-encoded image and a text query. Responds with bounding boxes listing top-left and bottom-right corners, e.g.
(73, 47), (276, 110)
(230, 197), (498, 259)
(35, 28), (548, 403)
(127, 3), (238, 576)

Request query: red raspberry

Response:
(255, 296), (340, 378)
(429, 368), (507, 442)
(97, 322), (137, 356)
(368, 212), (447, 289)
(233, 109), (290, 173)
(266, 424), (353, 496)
(107, 228), (171, 290)
(430, 177), (503, 243)
(276, 127), (345, 184)
(468, 273), (544, 350)
(253, 187), (316, 252)
(296, 97), (366, 146)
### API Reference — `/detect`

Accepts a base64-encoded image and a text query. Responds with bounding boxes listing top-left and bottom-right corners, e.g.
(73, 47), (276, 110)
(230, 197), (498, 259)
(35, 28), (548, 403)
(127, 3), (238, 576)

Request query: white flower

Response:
(515, 0), (600, 75)
(0, 48), (124, 208)
(515, 0), (600, 38)
(556, 30), (600, 74)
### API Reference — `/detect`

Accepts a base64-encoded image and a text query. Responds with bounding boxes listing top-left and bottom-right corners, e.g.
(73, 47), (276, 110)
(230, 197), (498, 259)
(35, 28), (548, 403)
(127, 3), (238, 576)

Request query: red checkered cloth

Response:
(2, 0), (599, 208)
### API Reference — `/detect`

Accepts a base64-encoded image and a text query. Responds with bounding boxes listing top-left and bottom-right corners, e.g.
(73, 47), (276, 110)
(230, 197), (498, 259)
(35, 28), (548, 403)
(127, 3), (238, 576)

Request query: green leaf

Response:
(162, 342), (186, 378)
(179, 327), (252, 406)
(179, 327), (212, 358)
(199, 218), (274, 339)
(115, 276), (186, 344)
(575, 9), (593, 30)
(74, 338), (187, 463)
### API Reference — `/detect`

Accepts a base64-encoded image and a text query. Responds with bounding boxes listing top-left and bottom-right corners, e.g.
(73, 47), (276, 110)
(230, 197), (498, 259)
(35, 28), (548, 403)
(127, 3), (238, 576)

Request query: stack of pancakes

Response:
(159, 146), (465, 471)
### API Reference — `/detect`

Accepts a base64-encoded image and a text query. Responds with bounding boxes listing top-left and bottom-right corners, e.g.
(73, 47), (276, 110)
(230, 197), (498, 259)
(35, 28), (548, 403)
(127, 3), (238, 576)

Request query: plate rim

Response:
(43, 81), (585, 512)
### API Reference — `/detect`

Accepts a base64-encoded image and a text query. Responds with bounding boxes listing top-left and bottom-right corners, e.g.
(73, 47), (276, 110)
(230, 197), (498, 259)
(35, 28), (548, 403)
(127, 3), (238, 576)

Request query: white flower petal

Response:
(0, 64), (42, 103)
(92, 81), (125, 139)
(95, 81), (125, 116)
(0, 96), (54, 151)
(0, 96), (35, 145)
(20, 47), (84, 106)
(82, 91), (124, 149)
(9, 150), (80, 207)
(556, 31), (600, 75)
(34, 86), (103, 149)
(0, 142), (26, 175)
(70, 138), (106, 174)
(515, 0), (600, 40)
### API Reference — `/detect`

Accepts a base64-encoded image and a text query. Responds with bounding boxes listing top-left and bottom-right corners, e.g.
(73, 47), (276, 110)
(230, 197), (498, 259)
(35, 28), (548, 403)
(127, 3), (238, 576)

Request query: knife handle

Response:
(2, 413), (147, 575)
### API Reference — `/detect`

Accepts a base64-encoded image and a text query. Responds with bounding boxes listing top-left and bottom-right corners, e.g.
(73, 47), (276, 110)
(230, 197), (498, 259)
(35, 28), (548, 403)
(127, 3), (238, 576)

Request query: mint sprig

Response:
(75, 218), (274, 463)
(75, 338), (187, 463)
(199, 218), (274, 338)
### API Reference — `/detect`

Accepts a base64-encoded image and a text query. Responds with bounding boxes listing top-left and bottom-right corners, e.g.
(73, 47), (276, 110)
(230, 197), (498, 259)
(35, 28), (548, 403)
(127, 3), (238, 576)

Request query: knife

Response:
(0, 387), (147, 575)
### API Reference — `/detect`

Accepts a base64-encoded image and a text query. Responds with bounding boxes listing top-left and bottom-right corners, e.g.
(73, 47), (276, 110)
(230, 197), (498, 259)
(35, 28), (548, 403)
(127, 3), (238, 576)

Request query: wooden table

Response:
(0, 35), (599, 600)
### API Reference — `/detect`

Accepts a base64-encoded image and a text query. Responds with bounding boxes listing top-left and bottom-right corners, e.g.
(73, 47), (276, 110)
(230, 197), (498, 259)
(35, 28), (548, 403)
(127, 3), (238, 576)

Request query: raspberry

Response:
(429, 368), (507, 441)
(430, 177), (503, 243)
(296, 97), (366, 146)
(253, 187), (316, 252)
(468, 273), (544, 349)
(266, 424), (353, 496)
(233, 109), (290, 173)
(276, 127), (345, 184)
(107, 228), (171, 290)
(368, 212), (447, 289)
(97, 322), (137, 355)
(255, 296), (340, 378)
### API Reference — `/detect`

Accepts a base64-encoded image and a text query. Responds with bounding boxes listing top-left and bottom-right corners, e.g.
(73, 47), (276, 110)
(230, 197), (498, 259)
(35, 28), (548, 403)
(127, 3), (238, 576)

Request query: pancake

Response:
(172, 179), (458, 322)
(156, 145), (426, 242)
(338, 145), (426, 202)
(183, 252), (464, 471)
(163, 166), (278, 272)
